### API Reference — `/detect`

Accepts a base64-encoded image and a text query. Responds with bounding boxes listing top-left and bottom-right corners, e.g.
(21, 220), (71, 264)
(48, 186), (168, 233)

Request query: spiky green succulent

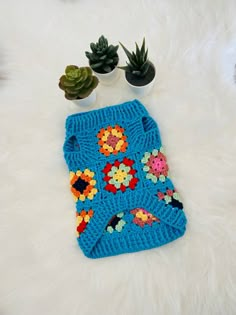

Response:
(119, 38), (150, 77)
(59, 65), (98, 100)
(85, 35), (119, 74)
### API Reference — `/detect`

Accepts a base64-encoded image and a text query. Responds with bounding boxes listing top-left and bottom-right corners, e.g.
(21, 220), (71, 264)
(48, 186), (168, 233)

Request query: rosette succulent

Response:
(119, 38), (150, 78)
(59, 65), (98, 100)
(85, 35), (119, 73)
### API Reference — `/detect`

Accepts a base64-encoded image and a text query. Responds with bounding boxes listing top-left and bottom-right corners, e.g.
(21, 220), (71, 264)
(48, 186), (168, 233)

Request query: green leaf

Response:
(105, 59), (114, 65)
(65, 65), (78, 74)
(140, 61), (150, 76)
(107, 45), (119, 56)
(118, 65), (130, 72)
(73, 81), (85, 91)
(113, 44), (119, 52)
(86, 52), (99, 62)
(58, 81), (64, 91)
(80, 67), (91, 81)
(91, 76), (99, 89)
(65, 88), (79, 95)
(113, 56), (119, 65)
(132, 51), (138, 60)
(144, 49), (148, 61)
(99, 55), (107, 60)
(78, 88), (91, 99)
(91, 61), (104, 69)
(107, 45), (114, 54)
(135, 42), (141, 64)
(59, 76), (74, 88)
(90, 43), (96, 52)
(103, 65), (111, 73)
(103, 36), (108, 47)
(99, 35), (104, 46)
(79, 68), (87, 81)
(80, 67), (92, 80)
(85, 51), (96, 61)
(119, 42), (133, 60)
(140, 38), (146, 57)
(85, 51), (91, 58)
(86, 66), (92, 76)
(129, 57), (139, 69)
(83, 76), (93, 88)
(65, 92), (77, 100)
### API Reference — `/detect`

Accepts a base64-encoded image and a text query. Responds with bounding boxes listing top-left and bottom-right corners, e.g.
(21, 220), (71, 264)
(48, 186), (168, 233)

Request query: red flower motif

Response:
(102, 157), (138, 194)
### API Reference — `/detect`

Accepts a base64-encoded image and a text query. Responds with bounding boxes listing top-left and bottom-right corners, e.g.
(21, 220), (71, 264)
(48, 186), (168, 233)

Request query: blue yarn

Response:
(63, 99), (187, 258)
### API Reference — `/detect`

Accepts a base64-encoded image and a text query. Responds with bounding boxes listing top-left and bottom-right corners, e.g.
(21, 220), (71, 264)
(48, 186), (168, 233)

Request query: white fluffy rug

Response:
(1, 0), (236, 314)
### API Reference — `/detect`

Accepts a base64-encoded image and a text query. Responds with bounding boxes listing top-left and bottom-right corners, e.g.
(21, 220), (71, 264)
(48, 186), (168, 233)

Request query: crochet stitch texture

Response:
(63, 100), (187, 258)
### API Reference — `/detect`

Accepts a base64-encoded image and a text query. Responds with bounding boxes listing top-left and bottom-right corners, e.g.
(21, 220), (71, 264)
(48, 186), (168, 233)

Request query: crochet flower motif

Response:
(76, 209), (94, 237)
(103, 157), (138, 193)
(157, 189), (183, 209)
(106, 212), (126, 233)
(141, 147), (169, 183)
(97, 125), (128, 156)
(70, 169), (97, 202)
(130, 208), (160, 228)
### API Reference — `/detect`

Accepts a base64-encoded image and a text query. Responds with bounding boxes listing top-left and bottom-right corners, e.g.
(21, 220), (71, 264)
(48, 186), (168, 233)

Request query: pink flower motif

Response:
(130, 208), (160, 227)
(146, 152), (168, 178)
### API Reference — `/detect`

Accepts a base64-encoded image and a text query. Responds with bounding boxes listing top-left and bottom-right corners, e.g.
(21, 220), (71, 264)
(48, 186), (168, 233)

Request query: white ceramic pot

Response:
(125, 64), (156, 97)
(72, 90), (96, 107)
(93, 67), (120, 85)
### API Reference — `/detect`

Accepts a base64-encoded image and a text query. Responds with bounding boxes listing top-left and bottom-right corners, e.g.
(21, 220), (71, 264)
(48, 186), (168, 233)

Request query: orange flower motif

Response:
(76, 209), (94, 237)
(70, 169), (97, 202)
(97, 125), (128, 156)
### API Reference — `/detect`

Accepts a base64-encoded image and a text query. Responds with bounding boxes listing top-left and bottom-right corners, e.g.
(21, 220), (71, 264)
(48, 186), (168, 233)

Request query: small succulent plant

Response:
(59, 65), (98, 100)
(85, 35), (119, 74)
(119, 38), (150, 77)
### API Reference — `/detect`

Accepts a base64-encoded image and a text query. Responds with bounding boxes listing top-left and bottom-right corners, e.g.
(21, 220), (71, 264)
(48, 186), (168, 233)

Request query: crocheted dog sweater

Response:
(63, 99), (187, 258)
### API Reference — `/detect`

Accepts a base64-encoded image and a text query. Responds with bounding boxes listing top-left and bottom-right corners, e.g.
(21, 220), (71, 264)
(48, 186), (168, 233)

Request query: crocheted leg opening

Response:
(78, 190), (187, 259)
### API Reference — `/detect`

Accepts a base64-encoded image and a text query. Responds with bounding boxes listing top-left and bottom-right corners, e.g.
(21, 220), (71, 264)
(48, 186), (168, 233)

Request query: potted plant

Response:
(59, 65), (99, 107)
(119, 38), (156, 96)
(85, 35), (119, 84)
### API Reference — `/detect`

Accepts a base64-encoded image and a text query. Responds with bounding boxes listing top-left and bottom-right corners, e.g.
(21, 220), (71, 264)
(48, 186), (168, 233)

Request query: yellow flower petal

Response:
(84, 169), (93, 177)
(76, 170), (82, 176)
(84, 214), (90, 223)
(91, 188), (98, 194)
(115, 140), (124, 150)
(76, 216), (83, 225)
(136, 211), (147, 221)
(102, 136), (108, 141)
(141, 214), (148, 221)
(79, 194), (86, 201)
(102, 130), (110, 141)
(88, 193), (94, 199)
(111, 129), (118, 136)
(69, 171), (75, 180)
(103, 143), (111, 150)
(73, 195), (78, 202)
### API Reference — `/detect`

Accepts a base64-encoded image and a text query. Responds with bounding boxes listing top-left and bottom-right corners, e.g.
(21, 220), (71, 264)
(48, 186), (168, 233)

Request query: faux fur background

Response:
(1, 1), (236, 314)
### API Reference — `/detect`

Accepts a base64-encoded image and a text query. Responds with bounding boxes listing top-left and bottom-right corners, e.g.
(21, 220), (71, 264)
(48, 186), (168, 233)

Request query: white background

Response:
(0, 0), (236, 314)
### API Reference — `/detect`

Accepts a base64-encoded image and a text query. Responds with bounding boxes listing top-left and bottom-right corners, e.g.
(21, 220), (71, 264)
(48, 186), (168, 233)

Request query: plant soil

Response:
(125, 62), (155, 86)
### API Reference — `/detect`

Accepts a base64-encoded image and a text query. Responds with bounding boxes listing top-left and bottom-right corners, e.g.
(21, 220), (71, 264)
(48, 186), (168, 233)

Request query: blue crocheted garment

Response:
(63, 99), (187, 258)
